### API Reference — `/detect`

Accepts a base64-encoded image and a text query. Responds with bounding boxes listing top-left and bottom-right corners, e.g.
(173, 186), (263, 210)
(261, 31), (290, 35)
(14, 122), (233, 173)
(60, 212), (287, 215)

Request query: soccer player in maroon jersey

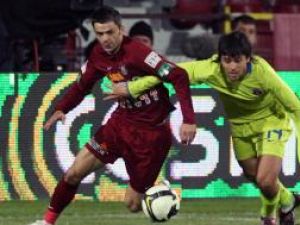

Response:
(29, 6), (196, 225)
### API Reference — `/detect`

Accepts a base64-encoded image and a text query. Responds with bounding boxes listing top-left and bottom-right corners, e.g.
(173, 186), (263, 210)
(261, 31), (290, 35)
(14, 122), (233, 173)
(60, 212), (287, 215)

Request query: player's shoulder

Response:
(123, 36), (168, 70)
(251, 55), (276, 74)
(123, 36), (156, 56)
(123, 36), (145, 49)
(122, 36), (140, 51)
(252, 55), (272, 68)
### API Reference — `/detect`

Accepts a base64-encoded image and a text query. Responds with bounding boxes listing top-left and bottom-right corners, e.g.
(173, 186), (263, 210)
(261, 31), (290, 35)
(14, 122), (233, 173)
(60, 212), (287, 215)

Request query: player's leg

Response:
(122, 122), (172, 213)
(233, 136), (278, 224)
(28, 146), (105, 225)
(257, 128), (298, 225)
(233, 136), (258, 182)
(29, 120), (120, 225)
(278, 182), (300, 225)
(238, 157), (258, 182)
(256, 155), (281, 220)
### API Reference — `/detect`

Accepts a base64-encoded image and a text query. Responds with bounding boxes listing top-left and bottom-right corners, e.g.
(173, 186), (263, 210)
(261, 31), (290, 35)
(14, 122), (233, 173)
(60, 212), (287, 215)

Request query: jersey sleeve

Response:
(258, 59), (300, 160)
(128, 76), (161, 98)
(127, 57), (215, 98)
(178, 58), (215, 84)
(134, 44), (195, 124)
(55, 58), (102, 114)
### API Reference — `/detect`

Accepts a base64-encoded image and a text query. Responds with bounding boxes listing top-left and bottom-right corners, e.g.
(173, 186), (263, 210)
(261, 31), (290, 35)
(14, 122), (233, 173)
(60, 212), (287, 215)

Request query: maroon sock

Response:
(44, 178), (79, 224)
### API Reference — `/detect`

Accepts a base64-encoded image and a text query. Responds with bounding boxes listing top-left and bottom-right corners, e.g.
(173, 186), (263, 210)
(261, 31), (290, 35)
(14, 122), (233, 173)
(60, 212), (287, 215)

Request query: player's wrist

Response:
(183, 117), (196, 125)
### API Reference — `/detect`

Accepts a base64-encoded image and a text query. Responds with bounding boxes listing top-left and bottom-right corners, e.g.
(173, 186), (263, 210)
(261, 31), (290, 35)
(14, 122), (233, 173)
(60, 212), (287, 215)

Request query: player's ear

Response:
(246, 56), (251, 63)
(120, 25), (126, 35)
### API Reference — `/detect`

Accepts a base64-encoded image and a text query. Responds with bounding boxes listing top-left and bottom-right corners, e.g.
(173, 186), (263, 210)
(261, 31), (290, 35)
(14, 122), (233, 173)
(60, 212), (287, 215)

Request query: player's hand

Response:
(44, 110), (66, 131)
(179, 123), (197, 145)
(103, 82), (130, 101)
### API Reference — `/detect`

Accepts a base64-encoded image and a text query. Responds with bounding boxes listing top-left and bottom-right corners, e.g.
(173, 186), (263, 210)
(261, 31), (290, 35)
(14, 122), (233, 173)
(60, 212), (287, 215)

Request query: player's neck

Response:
(107, 36), (124, 55)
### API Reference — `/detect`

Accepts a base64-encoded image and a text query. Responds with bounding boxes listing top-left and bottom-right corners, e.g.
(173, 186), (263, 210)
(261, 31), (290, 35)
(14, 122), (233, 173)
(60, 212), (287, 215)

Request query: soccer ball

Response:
(142, 183), (180, 222)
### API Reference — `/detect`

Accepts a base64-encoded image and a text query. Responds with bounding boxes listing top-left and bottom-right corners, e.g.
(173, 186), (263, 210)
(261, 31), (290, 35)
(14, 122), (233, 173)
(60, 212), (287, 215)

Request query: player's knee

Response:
(256, 175), (276, 191)
(64, 169), (83, 185)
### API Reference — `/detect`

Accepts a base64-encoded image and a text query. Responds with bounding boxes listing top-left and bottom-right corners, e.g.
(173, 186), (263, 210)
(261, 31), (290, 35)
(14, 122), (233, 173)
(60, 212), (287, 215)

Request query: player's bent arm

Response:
(260, 62), (300, 151)
(260, 63), (300, 116)
(177, 61), (204, 84)
(55, 59), (101, 114)
(128, 76), (161, 99)
(164, 66), (195, 124)
(127, 58), (213, 99)
(55, 82), (88, 113)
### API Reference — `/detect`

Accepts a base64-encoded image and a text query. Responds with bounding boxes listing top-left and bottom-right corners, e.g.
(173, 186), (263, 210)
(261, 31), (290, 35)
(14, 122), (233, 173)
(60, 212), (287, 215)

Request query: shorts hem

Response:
(85, 143), (112, 164)
(258, 152), (283, 159)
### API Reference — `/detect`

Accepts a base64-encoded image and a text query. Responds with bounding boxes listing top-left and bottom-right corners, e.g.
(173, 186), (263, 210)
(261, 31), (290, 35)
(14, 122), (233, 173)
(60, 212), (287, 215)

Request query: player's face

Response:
(131, 35), (152, 48)
(221, 55), (250, 82)
(235, 22), (257, 47)
(93, 21), (124, 54)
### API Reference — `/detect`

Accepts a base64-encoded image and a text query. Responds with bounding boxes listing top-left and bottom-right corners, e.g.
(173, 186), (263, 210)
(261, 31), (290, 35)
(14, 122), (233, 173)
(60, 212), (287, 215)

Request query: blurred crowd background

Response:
(1, 0), (300, 72)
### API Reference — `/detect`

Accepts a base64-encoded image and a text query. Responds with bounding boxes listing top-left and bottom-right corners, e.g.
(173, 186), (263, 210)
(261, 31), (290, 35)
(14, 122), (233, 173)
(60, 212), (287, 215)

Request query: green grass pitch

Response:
(1, 199), (300, 225)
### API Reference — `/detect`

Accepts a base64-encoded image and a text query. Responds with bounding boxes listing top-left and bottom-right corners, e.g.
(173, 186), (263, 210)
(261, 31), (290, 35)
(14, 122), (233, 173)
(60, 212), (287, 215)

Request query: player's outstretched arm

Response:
(257, 57), (300, 160)
(103, 76), (161, 100)
(111, 59), (212, 99)
(44, 110), (66, 131)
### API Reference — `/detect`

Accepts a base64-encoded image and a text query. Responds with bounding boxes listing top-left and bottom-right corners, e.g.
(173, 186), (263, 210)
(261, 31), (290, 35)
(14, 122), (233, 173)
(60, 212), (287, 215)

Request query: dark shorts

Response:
(85, 116), (172, 193)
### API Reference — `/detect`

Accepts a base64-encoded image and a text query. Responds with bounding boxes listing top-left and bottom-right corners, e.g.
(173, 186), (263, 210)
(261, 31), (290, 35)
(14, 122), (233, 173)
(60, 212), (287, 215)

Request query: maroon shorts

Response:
(85, 116), (172, 193)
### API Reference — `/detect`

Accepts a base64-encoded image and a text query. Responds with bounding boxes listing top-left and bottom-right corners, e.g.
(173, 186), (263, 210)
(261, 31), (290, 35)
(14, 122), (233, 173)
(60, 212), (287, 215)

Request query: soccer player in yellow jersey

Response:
(104, 32), (300, 225)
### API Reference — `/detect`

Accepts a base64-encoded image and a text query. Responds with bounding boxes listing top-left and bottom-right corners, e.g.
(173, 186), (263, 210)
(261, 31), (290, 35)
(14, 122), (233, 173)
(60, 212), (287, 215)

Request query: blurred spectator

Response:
(232, 15), (257, 47)
(181, 33), (219, 60)
(182, 14), (257, 60)
(0, 14), (13, 71)
(129, 21), (153, 48)
(84, 39), (98, 60)
(0, 0), (99, 72)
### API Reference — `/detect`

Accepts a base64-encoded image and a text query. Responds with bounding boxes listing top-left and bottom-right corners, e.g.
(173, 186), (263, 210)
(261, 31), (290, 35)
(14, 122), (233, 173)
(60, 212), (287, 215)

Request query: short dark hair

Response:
(232, 15), (256, 30)
(217, 31), (252, 60)
(90, 6), (122, 27)
(129, 21), (153, 43)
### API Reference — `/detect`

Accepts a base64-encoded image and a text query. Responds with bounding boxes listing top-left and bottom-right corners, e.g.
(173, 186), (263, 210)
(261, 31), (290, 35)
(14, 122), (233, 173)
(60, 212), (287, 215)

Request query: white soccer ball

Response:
(142, 183), (180, 222)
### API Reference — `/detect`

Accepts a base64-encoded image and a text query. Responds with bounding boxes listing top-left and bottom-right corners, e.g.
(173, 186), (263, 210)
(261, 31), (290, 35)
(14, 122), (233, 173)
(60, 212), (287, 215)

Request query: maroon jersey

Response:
(56, 37), (195, 126)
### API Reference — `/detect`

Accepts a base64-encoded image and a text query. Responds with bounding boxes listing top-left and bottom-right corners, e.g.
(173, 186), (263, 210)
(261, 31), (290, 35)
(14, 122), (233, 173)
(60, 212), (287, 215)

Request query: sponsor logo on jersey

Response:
(157, 63), (174, 77)
(252, 88), (264, 96)
(144, 51), (162, 68)
(107, 72), (125, 82)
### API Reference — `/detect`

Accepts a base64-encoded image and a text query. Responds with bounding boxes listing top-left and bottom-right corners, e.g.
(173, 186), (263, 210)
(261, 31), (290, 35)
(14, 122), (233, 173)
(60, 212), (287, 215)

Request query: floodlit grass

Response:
(1, 198), (299, 225)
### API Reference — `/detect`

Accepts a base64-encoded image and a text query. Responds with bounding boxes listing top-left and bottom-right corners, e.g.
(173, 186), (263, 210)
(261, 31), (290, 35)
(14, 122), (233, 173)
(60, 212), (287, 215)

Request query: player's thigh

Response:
(257, 129), (291, 158)
(238, 157), (258, 181)
(67, 146), (105, 179)
(124, 123), (172, 193)
(256, 155), (282, 186)
(86, 118), (121, 165)
(73, 117), (121, 182)
(232, 136), (256, 161)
